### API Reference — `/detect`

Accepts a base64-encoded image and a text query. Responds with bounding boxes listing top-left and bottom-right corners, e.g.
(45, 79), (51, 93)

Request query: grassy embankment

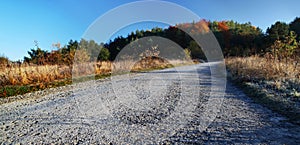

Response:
(0, 57), (192, 98)
(226, 55), (300, 124)
(0, 62), (110, 98)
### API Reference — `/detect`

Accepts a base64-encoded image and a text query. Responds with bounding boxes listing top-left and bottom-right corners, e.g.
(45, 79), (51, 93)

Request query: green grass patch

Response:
(0, 78), (72, 98)
(0, 85), (31, 97)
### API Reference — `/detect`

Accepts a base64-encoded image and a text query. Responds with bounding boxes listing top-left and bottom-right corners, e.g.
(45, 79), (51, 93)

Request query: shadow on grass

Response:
(227, 72), (300, 125)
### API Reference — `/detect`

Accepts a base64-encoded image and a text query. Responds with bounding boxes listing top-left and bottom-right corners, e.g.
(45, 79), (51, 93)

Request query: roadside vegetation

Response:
(1, 17), (300, 123)
(226, 55), (300, 124)
(226, 19), (300, 124)
(0, 59), (181, 98)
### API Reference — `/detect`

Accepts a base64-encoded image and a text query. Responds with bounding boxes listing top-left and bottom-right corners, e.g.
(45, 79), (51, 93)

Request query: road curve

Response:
(0, 63), (300, 144)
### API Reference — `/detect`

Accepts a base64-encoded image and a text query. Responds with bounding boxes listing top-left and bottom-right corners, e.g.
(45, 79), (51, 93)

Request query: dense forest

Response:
(1, 17), (300, 66)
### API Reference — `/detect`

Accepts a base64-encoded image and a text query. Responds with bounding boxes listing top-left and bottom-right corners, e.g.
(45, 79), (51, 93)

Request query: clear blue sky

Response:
(1, 0), (300, 61)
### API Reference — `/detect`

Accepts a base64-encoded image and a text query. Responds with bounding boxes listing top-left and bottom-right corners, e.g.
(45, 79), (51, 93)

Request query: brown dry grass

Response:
(226, 55), (300, 81)
(0, 58), (191, 98)
(0, 61), (113, 87)
(226, 56), (300, 124)
(0, 64), (71, 86)
(1, 58), (189, 87)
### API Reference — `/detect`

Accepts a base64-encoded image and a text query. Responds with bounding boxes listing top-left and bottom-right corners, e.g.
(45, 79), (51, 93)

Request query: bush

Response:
(0, 56), (9, 68)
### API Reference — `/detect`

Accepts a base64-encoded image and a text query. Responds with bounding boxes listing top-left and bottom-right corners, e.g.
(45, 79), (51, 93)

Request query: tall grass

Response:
(226, 56), (300, 124)
(0, 61), (116, 87)
(226, 55), (300, 81)
(0, 64), (71, 86)
(1, 58), (190, 97)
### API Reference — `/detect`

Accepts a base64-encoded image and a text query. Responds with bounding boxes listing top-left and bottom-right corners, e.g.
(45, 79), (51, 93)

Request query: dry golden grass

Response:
(226, 55), (300, 81)
(131, 57), (172, 71)
(0, 64), (71, 86)
(0, 62), (115, 87)
(0, 58), (189, 87)
(226, 56), (300, 124)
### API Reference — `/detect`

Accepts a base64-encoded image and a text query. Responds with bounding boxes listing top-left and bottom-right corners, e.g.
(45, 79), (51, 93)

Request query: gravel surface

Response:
(0, 62), (300, 144)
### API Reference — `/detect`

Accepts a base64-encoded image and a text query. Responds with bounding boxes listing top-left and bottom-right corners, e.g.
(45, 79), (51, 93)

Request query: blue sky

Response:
(1, 0), (300, 61)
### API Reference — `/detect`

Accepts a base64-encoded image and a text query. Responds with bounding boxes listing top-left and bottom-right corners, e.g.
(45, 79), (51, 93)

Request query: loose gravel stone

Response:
(0, 62), (299, 144)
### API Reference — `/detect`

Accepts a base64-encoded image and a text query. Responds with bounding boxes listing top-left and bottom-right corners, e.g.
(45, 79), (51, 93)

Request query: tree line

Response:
(1, 17), (300, 66)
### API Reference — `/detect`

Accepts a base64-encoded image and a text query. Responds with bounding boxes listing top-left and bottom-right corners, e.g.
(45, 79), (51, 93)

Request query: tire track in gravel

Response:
(0, 62), (300, 144)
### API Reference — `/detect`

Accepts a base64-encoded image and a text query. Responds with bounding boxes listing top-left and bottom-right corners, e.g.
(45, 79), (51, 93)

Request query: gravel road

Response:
(1, 62), (300, 144)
